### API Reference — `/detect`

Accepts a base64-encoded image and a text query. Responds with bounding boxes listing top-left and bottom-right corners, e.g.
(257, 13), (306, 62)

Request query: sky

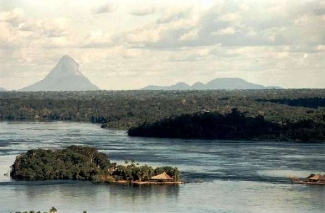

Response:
(0, 0), (324, 90)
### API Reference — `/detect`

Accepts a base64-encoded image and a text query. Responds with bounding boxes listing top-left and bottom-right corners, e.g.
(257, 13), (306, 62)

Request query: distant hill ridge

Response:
(142, 78), (281, 90)
(0, 87), (6, 91)
(20, 55), (99, 91)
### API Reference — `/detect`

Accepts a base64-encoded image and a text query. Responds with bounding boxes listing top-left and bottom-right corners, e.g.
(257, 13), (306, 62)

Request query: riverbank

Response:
(113, 180), (183, 185)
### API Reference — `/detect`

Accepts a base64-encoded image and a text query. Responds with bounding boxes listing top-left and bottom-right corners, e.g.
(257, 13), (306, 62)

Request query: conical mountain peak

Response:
(61, 55), (74, 60)
(20, 56), (99, 91)
(59, 55), (78, 67)
(48, 55), (82, 78)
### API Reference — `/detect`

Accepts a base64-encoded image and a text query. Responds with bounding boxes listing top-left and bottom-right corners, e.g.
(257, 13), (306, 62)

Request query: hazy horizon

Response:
(0, 0), (324, 90)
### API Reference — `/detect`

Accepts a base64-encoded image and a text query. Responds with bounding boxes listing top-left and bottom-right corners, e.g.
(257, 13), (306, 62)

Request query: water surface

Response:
(0, 122), (324, 213)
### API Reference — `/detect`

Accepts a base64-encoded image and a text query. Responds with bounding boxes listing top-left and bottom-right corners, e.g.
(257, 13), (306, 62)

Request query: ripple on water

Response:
(0, 122), (324, 213)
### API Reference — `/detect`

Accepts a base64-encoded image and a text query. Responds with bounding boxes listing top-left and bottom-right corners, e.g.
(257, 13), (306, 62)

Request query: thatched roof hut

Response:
(308, 174), (325, 182)
(151, 172), (173, 181)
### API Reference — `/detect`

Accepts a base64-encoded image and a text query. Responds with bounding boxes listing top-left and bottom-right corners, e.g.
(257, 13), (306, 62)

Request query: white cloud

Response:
(157, 7), (193, 24)
(220, 13), (240, 22)
(130, 6), (156, 16)
(0, 8), (25, 26)
(81, 30), (114, 48)
(0, 0), (324, 90)
(0, 23), (14, 44)
(211, 27), (236, 35)
(179, 29), (198, 41)
(124, 25), (161, 44)
(94, 4), (113, 14)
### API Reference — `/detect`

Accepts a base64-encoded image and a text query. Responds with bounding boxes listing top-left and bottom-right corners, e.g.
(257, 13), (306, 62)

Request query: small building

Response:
(151, 172), (174, 182)
(307, 174), (325, 182)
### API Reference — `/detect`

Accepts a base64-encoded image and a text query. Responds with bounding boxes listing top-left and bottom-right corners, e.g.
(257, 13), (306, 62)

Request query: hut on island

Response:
(290, 173), (325, 185)
(307, 174), (325, 183)
(151, 172), (174, 182)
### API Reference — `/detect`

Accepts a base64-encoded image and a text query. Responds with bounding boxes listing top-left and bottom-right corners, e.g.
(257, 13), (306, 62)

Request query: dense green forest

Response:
(10, 146), (109, 181)
(128, 109), (325, 142)
(256, 97), (325, 109)
(12, 206), (59, 213)
(1, 90), (325, 130)
(10, 146), (180, 182)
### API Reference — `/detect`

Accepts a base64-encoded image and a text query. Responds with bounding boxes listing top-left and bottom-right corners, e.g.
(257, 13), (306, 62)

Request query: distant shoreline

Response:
(128, 109), (325, 143)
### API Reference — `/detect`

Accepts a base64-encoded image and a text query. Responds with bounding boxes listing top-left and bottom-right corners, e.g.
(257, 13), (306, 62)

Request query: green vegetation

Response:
(10, 146), (180, 182)
(11, 207), (86, 213)
(10, 146), (110, 181)
(128, 108), (325, 142)
(108, 162), (180, 182)
(0, 90), (324, 130)
(1, 90), (325, 142)
(256, 97), (325, 109)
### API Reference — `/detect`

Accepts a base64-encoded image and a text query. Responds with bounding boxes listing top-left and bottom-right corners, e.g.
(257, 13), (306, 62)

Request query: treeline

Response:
(128, 109), (325, 142)
(10, 146), (110, 181)
(256, 97), (325, 109)
(1, 90), (325, 129)
(11, 207), (87, 213)
(105, 162), (180, 183)
(10, 146), (180, 182)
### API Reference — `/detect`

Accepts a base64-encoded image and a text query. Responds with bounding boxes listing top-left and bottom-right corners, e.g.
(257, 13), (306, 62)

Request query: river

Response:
(0, 122), (324, 213)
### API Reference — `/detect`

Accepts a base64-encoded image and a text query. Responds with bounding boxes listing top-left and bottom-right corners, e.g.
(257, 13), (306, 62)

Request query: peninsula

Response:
(128, 108), (325, 142)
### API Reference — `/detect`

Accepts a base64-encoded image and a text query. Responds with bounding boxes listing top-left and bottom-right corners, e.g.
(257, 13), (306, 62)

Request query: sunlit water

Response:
(0, 122), (324, 213)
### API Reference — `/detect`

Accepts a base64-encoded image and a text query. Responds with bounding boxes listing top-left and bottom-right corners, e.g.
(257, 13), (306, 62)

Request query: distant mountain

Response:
(143, 82), (190, 90)
(21, 55), (99, 91)
(204, 78), (265, 90)
(191, 82), (205, 90)
(142, 78), (281, 90)
(0, 87), (6, 91)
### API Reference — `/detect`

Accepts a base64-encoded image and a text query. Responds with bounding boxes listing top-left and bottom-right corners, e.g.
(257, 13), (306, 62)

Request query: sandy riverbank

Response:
(113, 180), (183, 185)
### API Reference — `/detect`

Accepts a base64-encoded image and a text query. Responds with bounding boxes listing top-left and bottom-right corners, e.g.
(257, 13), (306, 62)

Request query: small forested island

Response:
(11, 206), (87, 213)
(10, 146), (181, 184)
(128, 108), (325, 142)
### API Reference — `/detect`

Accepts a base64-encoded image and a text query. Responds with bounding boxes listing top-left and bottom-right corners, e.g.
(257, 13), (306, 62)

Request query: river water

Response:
(0, 122), (324, 213)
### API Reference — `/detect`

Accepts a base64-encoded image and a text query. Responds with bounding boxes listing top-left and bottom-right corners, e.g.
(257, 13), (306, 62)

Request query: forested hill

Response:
(128, 109), (325, 142)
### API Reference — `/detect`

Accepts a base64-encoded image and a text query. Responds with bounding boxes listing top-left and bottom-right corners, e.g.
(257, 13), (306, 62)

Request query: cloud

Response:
(1, 0), (324, 90)
(211, 27), (236, 35)
(94, 4), (113, 14)
(121, 0), (325, 51)
(156, 7), (193, 24)
(168, 47), (210, 62)
(81, 30), (113, 48)
(0, 23), (15, 45)
(121, 7), (200, 49)
(179, 29), (199, 41)
(130, 6), (156, 16)
(18, 18), (69, 38)
(220, 13), (240, 22)
(0, 8), (25, 26)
